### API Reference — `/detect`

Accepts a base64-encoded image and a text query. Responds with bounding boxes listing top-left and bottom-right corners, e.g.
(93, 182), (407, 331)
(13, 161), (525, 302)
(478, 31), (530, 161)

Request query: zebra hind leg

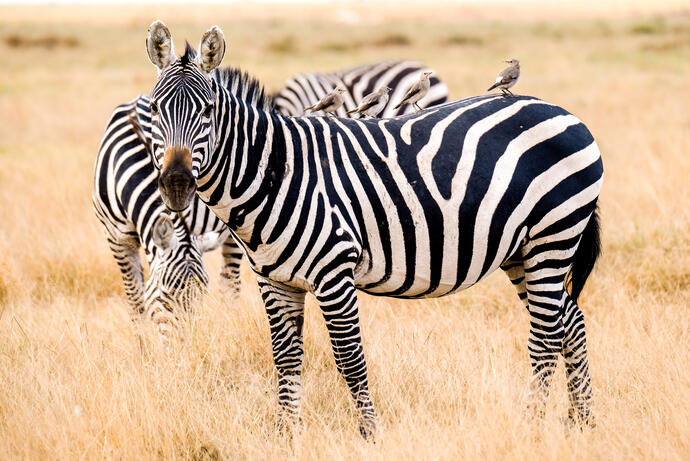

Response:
(562, 293), (594, 426)
(257, 277), (307, 434)
(520, 248), (568, 419)
(501, 258), (528, 309)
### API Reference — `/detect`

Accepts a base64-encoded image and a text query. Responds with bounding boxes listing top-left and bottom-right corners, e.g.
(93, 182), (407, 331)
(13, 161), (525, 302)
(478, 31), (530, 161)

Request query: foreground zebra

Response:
(146, 22), (603, 436)
(274, 59), (448, 117)
(94, 61), (446, 343)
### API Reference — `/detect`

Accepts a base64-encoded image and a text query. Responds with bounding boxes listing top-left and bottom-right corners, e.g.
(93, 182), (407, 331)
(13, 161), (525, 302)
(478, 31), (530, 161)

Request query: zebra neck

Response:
(197, 97), (288, 249)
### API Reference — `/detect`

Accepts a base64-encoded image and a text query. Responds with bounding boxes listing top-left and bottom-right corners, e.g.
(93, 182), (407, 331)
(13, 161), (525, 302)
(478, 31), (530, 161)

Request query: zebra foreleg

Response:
(562, 293), (594, 426)
(220, 236), (242, 298)
(315, 277), (377, 439)
(257, 277), (307, 433)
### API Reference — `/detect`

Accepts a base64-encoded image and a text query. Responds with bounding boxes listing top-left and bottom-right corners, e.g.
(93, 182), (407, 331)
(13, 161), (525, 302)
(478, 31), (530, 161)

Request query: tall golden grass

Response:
(0, 2), (688, 459)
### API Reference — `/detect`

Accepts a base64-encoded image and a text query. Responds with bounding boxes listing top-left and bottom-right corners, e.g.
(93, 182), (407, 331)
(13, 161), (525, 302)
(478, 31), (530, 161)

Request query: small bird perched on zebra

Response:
(394, 71), (432, 111)
(487, 58), (520, 97)
(304, 87), (346, 116)
(347, 86), (392, 118)
(273, 59), (449, 117)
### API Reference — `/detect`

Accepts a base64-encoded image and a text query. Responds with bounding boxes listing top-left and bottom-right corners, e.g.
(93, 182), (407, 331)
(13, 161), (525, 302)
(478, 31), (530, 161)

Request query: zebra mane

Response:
(180, 42), (197, 66)
(175, 42), (273, 112)
(213, 66), (275, 113)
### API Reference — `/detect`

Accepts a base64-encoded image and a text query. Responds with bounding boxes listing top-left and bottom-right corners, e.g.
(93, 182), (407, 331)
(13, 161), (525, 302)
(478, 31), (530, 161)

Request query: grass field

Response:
(0, 2), (689, 459)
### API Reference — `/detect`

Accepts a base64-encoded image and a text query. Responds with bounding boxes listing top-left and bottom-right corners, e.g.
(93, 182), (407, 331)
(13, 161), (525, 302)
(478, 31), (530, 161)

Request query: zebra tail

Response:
(568, 202), (602, 303)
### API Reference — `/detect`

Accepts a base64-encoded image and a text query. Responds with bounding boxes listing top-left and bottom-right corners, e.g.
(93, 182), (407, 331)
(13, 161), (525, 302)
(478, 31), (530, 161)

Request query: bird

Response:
(487, 58), (520, 97)
(394, 71), (433, 112)
(347, 86), (392, 118)
(304, 87), (347, 117)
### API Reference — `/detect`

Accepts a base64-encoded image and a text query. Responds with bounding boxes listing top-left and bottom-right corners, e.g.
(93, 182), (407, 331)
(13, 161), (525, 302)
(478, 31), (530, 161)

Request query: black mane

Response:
(179, 41), (197, 66)
(175, 43), (273, 112)
(214, 66), (275, 112)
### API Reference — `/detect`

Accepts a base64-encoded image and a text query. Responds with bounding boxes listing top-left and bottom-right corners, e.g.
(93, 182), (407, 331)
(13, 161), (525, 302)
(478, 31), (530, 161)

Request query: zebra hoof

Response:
(358, 421), (377, 441)
(275, 414), (303, 439)
(564, 407), (596, 429)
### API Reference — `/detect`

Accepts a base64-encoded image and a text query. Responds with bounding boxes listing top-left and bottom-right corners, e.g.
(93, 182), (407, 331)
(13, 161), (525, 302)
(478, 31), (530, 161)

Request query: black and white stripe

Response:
(146, 31), (603, 438)
(274, 59), (448, 117)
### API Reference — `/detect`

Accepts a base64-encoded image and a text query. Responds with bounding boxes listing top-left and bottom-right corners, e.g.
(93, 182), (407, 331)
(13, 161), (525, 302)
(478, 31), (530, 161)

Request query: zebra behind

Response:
(92, 96), (242, 344)
(146, 22), (603, 437)
(274, 59), (448, 117)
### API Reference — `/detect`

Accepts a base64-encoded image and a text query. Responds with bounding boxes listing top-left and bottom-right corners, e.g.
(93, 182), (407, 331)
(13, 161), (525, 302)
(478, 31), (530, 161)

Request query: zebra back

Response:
(274, 59), (449, 118)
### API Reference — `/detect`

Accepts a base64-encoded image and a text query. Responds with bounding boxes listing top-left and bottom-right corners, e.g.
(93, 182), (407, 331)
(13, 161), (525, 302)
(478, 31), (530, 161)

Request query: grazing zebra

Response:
(148, 22), (604, 437)
(274, 59), (449, 118)
(92, 96), (242, 344)
(94, 60), (442, 344)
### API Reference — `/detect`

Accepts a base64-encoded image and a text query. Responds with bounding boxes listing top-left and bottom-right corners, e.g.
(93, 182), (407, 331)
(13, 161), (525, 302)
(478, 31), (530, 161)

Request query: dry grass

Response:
(0, 2), (689, 460)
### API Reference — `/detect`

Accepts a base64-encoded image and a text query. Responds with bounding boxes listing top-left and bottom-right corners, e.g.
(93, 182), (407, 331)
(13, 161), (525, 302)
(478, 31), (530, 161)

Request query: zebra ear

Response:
(197, 25), (225, 73)
(146, 20), (176, 71)
(152, 216), (175, 250)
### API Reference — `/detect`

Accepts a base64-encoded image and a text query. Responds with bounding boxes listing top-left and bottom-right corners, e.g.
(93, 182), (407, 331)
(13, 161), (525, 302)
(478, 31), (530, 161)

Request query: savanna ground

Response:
(0, 2), (688, 459)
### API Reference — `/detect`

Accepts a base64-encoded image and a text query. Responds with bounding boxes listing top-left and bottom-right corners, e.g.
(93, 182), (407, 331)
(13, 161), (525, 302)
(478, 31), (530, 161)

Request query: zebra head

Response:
(145, 214), (210, 320)
(146, 20), (225, 212)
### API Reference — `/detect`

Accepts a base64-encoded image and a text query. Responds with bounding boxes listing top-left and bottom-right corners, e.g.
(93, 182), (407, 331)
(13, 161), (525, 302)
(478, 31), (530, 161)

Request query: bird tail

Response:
(487, 83), (499, 92)
(393, 101), (403, 109)
(346, 108), (358, 115)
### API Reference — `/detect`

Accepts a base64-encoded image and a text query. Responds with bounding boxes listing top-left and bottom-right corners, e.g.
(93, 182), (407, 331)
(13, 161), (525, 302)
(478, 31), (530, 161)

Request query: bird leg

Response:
(414, 102), (422, 112)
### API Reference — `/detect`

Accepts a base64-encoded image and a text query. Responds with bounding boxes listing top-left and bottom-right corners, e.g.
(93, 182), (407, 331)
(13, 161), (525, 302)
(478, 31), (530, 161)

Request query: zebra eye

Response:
(202, 103), (214, 118)
(150, 101), (159, 115)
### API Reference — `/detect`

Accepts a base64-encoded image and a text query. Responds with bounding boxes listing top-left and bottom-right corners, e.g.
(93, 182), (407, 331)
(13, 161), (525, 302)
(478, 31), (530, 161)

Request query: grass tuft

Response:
(441, 34), (483, 46)
(629, 19), (667, 35)
(373, 33), (412, 47)
(5, 33), (79, 49)
(266, 36), (298, 54)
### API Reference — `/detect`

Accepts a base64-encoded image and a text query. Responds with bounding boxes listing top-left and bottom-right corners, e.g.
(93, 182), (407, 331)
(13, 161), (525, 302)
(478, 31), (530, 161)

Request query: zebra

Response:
(145, 22), (603, 436)
(274, 59), (449, 118)
(149, 21), (604, 437)
(92, 96), (243, 345)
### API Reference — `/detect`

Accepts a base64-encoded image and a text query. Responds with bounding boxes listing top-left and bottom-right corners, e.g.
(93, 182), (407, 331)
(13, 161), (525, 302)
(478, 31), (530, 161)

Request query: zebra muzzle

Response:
(159, 147), (196, 212)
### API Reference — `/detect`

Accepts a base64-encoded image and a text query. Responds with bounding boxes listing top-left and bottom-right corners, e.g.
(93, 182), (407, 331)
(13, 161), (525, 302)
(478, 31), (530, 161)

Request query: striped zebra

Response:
(95, 63), (447, 343)
(147, 22), (604, 436)
(274, 59), (448, 117)
(92, 96), (242, 344)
